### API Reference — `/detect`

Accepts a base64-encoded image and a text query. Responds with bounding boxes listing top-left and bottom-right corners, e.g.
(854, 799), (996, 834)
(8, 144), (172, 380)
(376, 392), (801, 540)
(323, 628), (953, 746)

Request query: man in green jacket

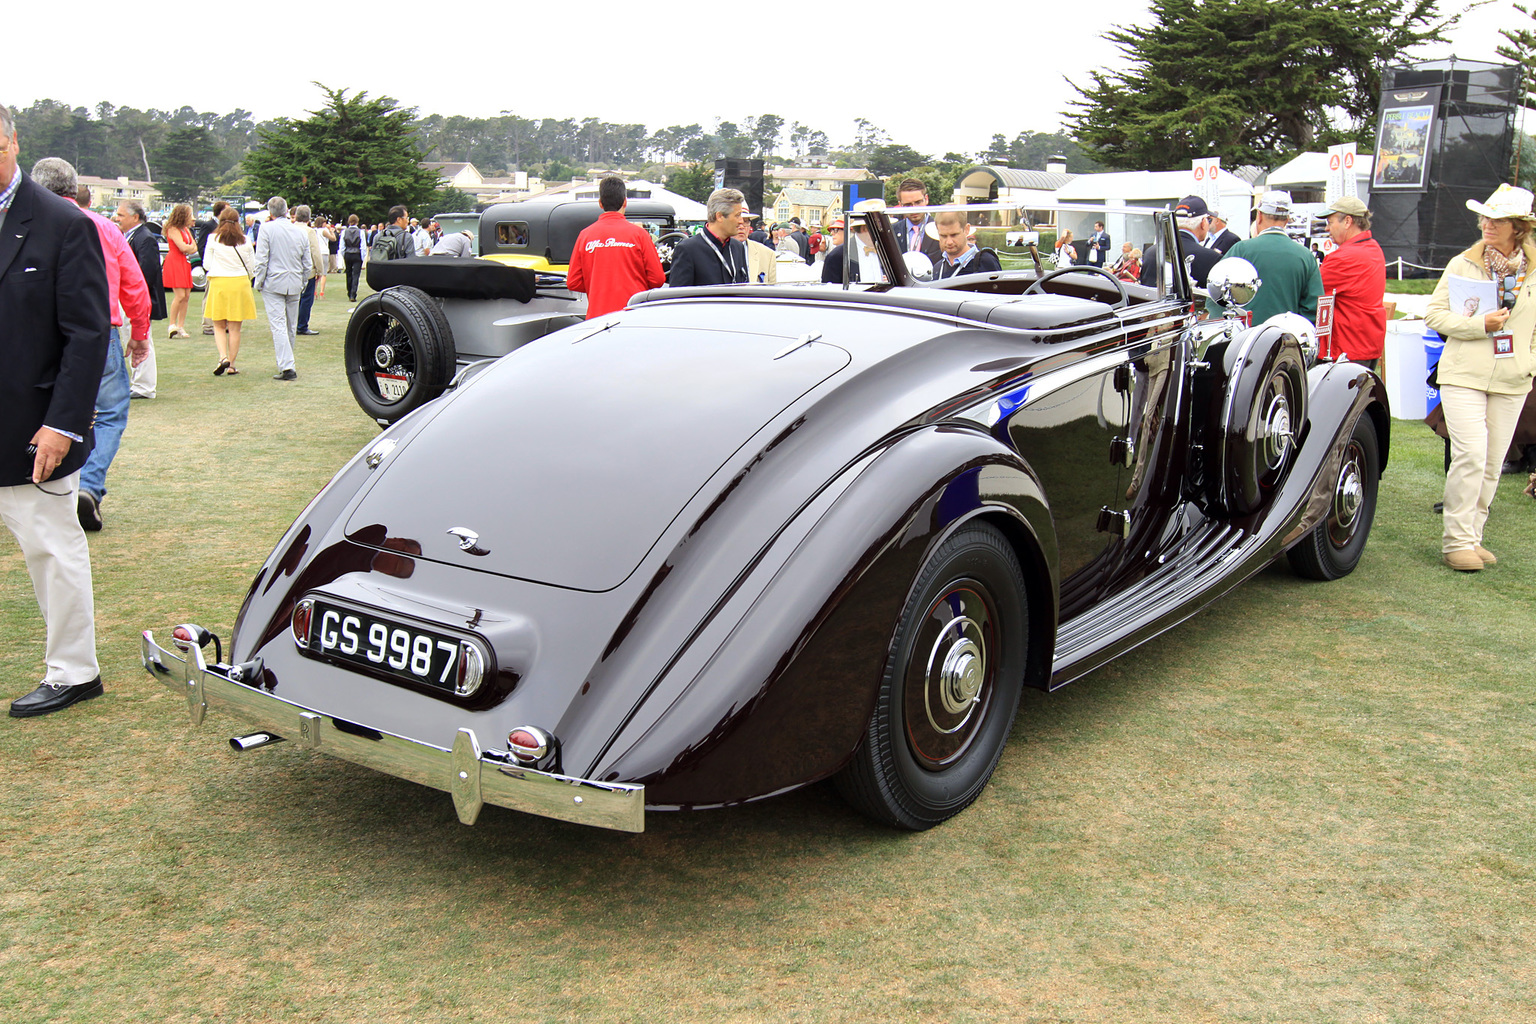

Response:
(1207, 190), (1322, 324)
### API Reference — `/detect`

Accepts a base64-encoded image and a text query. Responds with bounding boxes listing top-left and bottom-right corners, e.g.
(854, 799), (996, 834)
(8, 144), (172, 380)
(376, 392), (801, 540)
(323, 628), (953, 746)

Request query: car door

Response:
(1005, 338), (1132, 620)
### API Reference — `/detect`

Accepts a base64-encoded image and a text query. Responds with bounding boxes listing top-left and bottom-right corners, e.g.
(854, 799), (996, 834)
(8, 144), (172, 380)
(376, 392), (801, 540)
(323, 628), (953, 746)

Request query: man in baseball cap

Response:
(1320, 195), (1386, 369)
(1208, 188), (1322, 325)
(1140, 195), (1220, 289)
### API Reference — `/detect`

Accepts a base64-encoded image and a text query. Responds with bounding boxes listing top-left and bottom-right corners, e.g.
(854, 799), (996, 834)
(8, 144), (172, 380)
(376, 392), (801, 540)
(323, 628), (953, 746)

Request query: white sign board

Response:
(1192, 158), (1221, 210)
(1326, 143), (1358, 202)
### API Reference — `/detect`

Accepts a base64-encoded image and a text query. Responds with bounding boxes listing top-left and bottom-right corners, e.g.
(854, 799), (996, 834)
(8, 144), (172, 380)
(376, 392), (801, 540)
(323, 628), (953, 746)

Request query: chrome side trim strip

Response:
(141, 631), (645, 833)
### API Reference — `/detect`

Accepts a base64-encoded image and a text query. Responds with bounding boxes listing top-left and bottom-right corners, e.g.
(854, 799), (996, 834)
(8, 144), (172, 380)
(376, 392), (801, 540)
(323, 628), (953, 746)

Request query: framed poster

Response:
(1372, 86), (1440, 190)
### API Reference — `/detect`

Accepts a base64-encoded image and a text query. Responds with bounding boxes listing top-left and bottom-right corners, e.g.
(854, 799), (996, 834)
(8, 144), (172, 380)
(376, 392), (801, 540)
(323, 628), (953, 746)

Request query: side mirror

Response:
(903, 251), (934, 282)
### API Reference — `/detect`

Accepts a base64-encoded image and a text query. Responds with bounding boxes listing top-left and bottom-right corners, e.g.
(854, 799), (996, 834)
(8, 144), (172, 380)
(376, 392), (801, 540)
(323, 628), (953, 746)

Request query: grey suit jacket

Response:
(254, 216), (311, 296)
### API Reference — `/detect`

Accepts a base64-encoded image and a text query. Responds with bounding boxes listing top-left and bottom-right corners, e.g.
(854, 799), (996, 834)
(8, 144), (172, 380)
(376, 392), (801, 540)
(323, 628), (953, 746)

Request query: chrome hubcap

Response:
(936, 634), (985, 721)
(373, 342), (395, 370)
(1262, 392), (1293, 470)
(1326, 440), (1367, 548)
(906, 582), (996, 770)
(1335, 458), (1363, 528)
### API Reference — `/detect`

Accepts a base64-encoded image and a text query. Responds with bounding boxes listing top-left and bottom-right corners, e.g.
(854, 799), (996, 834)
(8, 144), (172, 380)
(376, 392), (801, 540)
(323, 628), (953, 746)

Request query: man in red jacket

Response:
(1320, 196), (1387, 370)
(566, 176), (666, 318)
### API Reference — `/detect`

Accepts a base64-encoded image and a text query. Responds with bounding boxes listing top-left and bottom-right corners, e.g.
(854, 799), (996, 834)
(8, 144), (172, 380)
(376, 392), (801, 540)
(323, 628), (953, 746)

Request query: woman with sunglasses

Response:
(1424, 184), (1536, 572)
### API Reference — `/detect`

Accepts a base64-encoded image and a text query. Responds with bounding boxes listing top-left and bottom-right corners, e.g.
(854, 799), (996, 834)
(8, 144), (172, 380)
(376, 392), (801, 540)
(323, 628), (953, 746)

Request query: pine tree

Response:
(1066, 0), (1455, 170)
(243, 85), (439, 223)
(1497, 3), (1536, 109)
(155, 126), (219, 203)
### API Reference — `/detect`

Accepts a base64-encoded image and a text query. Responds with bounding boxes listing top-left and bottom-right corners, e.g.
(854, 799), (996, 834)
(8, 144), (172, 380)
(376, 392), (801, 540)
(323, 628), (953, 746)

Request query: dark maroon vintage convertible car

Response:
(143, 202), (1386, 833)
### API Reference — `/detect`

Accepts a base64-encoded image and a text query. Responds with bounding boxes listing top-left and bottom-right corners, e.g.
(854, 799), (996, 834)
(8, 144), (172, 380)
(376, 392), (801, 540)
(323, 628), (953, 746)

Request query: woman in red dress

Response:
(161, 203), (197, 338)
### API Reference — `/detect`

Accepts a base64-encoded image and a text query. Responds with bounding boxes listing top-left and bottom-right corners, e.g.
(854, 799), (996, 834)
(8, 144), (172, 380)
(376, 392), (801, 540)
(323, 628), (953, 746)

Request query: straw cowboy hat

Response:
(1466, 183), (1536, 222)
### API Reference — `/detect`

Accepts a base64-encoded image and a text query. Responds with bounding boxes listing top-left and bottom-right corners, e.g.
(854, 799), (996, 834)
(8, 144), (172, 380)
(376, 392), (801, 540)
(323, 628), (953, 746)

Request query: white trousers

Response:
(1440, 384), (1526, 552)
(0, 472), (99, 684)
(262, 290), (299, 372)
(129, 337), (157, 398)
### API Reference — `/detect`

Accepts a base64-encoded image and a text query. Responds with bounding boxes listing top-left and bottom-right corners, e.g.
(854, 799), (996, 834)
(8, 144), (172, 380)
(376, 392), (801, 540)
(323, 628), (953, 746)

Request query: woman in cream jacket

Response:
(1424, 184), (1536, 571)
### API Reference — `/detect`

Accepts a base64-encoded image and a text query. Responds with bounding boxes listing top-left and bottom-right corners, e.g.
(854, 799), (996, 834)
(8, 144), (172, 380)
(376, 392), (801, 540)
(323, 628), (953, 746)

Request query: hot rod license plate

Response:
(375, 373), (410, 401)
(309, 602), (462, 692)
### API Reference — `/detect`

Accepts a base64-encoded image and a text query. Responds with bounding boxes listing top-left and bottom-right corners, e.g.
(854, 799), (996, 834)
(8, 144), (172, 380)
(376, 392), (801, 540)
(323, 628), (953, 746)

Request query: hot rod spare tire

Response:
(835, 521), (1027, 830)
(1287, 414), (1379, 580)
(1208, 326), (1308, 517)
(654, 232), (689, 276)
(345, 286), (457, 424)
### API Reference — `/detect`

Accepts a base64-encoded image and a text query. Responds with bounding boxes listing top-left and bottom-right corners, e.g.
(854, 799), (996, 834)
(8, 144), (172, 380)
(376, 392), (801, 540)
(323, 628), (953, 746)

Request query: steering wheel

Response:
(1024, 263), (1130, 309)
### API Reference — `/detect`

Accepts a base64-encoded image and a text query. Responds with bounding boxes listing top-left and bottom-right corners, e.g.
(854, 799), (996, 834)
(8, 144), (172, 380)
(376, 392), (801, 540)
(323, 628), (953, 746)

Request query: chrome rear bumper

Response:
(141, 630), (644, 832)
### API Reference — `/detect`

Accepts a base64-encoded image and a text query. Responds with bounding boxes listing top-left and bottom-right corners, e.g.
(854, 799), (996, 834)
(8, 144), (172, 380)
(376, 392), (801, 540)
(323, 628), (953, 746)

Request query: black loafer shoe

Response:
(77, 491), (103, 532)
(273, 369), (298, 381)
(9, 677), (104, 718)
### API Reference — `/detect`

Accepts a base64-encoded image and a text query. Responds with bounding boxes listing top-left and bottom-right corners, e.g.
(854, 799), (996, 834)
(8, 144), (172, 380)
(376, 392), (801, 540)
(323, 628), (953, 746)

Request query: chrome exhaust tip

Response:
(229, 732), (284, 752)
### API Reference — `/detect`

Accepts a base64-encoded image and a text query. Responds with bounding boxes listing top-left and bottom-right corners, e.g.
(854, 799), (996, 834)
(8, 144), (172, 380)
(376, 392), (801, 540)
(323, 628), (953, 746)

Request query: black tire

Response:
(1287, 415), (1379, 580)
(835, 521), (1028, 830)
(344, 286), (456, 423)
(1212, 330), (1307, 516)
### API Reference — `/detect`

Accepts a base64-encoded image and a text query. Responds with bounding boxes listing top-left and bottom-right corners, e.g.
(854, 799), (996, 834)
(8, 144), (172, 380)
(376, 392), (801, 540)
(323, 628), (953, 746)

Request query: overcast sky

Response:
(7, 0), (1523, 161)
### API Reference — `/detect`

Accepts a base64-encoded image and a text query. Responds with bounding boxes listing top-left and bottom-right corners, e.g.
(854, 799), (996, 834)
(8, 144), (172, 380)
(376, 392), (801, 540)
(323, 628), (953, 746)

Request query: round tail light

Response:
(291, 599), (314, 648)
(507, 726), (553, 764)
(455, 641), (485, 697)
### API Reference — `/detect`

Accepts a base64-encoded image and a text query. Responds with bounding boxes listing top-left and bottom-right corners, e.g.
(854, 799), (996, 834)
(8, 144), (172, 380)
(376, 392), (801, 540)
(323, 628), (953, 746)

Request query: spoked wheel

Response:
(655, 232), (689, 276)
(344, 286), (456, 424)
(836, 521), (1028, 830)
(1288, 415), (1379, 580)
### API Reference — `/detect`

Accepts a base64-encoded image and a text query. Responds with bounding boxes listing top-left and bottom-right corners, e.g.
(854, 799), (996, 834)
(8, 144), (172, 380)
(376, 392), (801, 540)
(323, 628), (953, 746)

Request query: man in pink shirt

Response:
(31, 157), (150, 530)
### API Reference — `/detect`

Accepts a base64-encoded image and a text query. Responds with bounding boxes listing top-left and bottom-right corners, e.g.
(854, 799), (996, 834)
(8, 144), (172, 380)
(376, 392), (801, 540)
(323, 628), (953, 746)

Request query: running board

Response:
(1050, 518), (1276, 689)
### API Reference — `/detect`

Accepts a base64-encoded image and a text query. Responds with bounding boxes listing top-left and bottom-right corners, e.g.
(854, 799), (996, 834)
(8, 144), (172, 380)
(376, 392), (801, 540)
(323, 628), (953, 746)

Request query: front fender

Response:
(595, 424), (1056, 808)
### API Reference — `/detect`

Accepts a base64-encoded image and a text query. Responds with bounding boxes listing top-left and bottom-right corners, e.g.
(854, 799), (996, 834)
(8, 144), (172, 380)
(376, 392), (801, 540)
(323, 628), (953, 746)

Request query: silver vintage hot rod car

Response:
(144, 202), (1386, 833)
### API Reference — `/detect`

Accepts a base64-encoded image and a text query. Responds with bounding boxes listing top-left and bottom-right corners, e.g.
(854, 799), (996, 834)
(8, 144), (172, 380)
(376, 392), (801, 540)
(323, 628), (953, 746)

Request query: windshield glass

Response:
(849, 201), (1173, 293)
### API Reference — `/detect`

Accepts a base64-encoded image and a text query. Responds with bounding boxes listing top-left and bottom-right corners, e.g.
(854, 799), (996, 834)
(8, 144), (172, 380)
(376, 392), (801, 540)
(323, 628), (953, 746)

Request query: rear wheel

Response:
(1288, 415), (1379, 580)
(835, 522), (1027, 830)
(344, 286), (456, 423)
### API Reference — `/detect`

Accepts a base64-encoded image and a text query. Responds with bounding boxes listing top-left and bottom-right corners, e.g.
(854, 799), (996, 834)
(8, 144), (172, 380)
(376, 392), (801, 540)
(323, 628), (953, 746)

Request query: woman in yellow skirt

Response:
(202, 207), (257, 374)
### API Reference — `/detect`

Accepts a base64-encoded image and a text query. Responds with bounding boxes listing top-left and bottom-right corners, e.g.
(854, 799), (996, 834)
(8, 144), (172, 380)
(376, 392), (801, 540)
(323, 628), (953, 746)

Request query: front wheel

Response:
(1287, 415), (1379, 580)
(835, 521), (1028, 830)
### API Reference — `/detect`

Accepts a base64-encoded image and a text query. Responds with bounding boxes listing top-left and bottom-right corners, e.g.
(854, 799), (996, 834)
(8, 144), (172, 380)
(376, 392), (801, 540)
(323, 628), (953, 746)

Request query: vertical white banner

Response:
(1192, 157), (1221, 210)
(1326, 143), (1358, 202)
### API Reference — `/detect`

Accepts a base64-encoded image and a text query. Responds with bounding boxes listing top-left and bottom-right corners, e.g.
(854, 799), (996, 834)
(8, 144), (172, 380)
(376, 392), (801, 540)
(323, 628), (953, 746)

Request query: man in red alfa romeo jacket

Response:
(566, 176), (666, 319)
(1320, 196), (1387, 371)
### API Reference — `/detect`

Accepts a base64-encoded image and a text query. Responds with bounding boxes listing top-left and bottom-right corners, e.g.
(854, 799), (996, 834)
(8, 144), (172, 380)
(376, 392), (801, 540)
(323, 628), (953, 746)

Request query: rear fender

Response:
(596, 424), (1057, 808)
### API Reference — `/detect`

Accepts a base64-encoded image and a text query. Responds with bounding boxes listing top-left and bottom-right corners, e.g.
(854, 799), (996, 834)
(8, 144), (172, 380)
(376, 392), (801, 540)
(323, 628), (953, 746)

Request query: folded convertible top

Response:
(365, 256), (538, 302)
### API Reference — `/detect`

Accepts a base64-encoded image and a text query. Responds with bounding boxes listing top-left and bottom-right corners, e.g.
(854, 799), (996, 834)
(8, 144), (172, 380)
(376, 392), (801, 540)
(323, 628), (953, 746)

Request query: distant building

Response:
(421, 161), (483, 189)
(419, 161), (544, 206)
(79, 174), (160, 211)
(770, 187), (840, 228)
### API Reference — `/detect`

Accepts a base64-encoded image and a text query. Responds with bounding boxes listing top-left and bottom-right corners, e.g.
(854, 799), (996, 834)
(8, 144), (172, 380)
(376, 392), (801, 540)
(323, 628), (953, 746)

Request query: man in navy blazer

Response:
(0, 103), (113, 717)
(668, 188), (749, 287)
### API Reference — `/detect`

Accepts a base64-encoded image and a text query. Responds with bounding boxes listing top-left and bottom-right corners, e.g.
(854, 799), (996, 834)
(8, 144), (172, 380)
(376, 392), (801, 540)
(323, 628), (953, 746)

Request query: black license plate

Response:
(309, 602), (465, 692)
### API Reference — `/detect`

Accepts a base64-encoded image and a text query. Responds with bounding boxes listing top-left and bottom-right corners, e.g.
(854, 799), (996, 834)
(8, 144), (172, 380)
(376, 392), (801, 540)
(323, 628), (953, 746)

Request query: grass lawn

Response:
(2, 282), (1533, 1023)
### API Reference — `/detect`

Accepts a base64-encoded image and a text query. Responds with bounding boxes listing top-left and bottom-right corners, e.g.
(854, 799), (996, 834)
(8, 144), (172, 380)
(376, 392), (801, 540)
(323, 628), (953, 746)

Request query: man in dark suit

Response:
(0, 103), (113, 717)
(892, 178), (942, 264)
(1139, 195), (1221, 290)
(114, 199), (164, 398)
(668, 188), (749, 287)
(1085, 221), (1112, 267)
(1205, 214), (1241, 254)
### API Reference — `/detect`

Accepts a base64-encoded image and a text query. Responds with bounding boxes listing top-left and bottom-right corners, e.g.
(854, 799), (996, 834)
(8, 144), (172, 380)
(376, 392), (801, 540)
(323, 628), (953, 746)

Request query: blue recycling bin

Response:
(1424, 328), (1445, 415)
